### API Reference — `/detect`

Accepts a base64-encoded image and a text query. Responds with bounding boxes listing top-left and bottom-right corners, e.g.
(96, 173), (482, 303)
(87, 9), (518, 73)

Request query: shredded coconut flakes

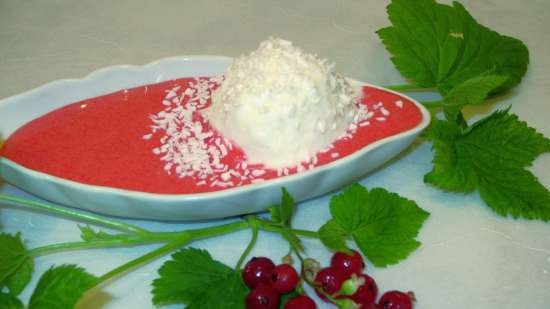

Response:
(145, 76), (392, 189)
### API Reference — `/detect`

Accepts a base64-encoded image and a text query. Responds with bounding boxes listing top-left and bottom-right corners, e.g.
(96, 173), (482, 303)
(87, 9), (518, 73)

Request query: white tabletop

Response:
(1, 1), (549, 308)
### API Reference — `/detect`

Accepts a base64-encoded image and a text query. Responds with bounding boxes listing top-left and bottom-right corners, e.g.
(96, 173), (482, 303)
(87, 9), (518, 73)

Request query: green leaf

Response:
(269, 205), (281, 223)
(0, 292), (24, 309)
(78, 225), (118, 242)
(0, 233), (33, 295)
(5, 258), (33, 296)
(377, 0), (529, 94)
(426, 109), (550, 220)
(79, 225), (100, 241)
(269, 188), (304, 253)
(0, 233), (27, 283)
(444, 74), (509, 107)
(442, 74), (508, 121)
(152, 248), (247, 308)
(269, 187), (294, 226)
(28, 265), (98, 309)
(326, 184), (430, 267)
(318, 219), (350, 253)
(424, 120), (478, 192)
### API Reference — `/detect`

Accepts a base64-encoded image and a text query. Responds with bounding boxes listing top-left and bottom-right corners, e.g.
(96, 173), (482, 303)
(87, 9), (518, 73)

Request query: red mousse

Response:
(0, 78), (423, 194)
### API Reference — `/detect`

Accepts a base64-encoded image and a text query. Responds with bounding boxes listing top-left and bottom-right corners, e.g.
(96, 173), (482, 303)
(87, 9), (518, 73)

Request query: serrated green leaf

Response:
(426, 109), (550, 220)
(78, 225), (118, 242)
(444, 74), (509, 107)
(377, 0), (529, 94)
(330, 184), (372, 233)
(270, 188), (295, 226)
(185, 271), (246, 309)
(327, 184), (430, 267)
(424, 120), (478, 192)
(279, 188), (294, 226)
(0, 292), (24, 309)
(478, 166), (550, 220)
(78, 225), (98, 242)
(318, 219), (350, 253)
(442, 74), (508, 121)
(269, 205), (281, 223)
(269, 188), (304, 253)
(152, 248), (247, 308)
(5, 257), (33, 296)
(0, 233), (32, 294)
(467, 109), (550, 164)
(28, 265), (98, 309)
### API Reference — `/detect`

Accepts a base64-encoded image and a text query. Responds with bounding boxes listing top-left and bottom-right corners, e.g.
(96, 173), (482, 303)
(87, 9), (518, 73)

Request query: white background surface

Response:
(1, 1), (550, 308)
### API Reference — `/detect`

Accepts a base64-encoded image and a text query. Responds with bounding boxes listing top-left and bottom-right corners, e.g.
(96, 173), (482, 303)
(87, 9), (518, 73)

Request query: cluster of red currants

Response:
(242, 251), (414, 309)
(243, 256), (315, 309)
(314, 250), (414, 309)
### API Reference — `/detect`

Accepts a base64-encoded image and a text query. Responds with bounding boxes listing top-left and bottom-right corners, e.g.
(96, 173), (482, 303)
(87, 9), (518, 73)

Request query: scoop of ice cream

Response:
(205, 38), (359, 168)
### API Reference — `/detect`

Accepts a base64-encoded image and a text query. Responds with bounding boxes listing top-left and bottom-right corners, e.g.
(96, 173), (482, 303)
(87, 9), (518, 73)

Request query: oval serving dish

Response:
(0, 56), (430, 220)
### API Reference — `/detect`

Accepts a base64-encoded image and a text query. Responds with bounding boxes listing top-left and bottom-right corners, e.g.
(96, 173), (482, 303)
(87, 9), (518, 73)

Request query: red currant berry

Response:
(243, 257), (276, 289)
(270, 264), (300, 294)
(314, 267), (345, 301)
(245, 285), (280, 309)
(284, 295), (317, 309)
(349, 274), (378, 305)
(378, 290), (413, 309)
(330, 250), (364, 277)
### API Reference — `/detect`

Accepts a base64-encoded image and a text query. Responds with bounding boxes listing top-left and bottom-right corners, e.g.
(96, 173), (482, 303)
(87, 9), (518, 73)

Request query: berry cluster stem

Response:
(235, 216), (260, 270)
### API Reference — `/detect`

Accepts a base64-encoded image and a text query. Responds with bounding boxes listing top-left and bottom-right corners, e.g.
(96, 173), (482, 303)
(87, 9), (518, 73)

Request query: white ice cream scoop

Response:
(205, 38), (360, 168)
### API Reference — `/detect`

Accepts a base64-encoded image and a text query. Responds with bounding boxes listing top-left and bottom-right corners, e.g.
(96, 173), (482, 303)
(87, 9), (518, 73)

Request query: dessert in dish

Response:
(0, 78), (422, 194)
(0, 41), (424, 195)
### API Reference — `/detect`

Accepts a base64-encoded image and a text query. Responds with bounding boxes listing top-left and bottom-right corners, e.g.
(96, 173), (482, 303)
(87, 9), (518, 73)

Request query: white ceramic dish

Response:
(0, 56), (430, 220)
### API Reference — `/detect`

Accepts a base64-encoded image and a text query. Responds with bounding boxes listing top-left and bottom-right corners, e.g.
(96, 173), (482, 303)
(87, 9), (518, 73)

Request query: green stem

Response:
(187, 220), (249, 239)
(256, 220), (320, 239)
(289, 228), (319, 239)
(252, 217), (318, 263)
(97, 233), (193, 285)
(384, 84), (435, 92)
(235, 221), (259, 271)
(28, 232), (178, 257)
(92, 220), (250, 285)
(0, 194), (148, 235)
(29, 220), (249, 257)
(29, 239), (151, 257)
(98, 221), (249, 284)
